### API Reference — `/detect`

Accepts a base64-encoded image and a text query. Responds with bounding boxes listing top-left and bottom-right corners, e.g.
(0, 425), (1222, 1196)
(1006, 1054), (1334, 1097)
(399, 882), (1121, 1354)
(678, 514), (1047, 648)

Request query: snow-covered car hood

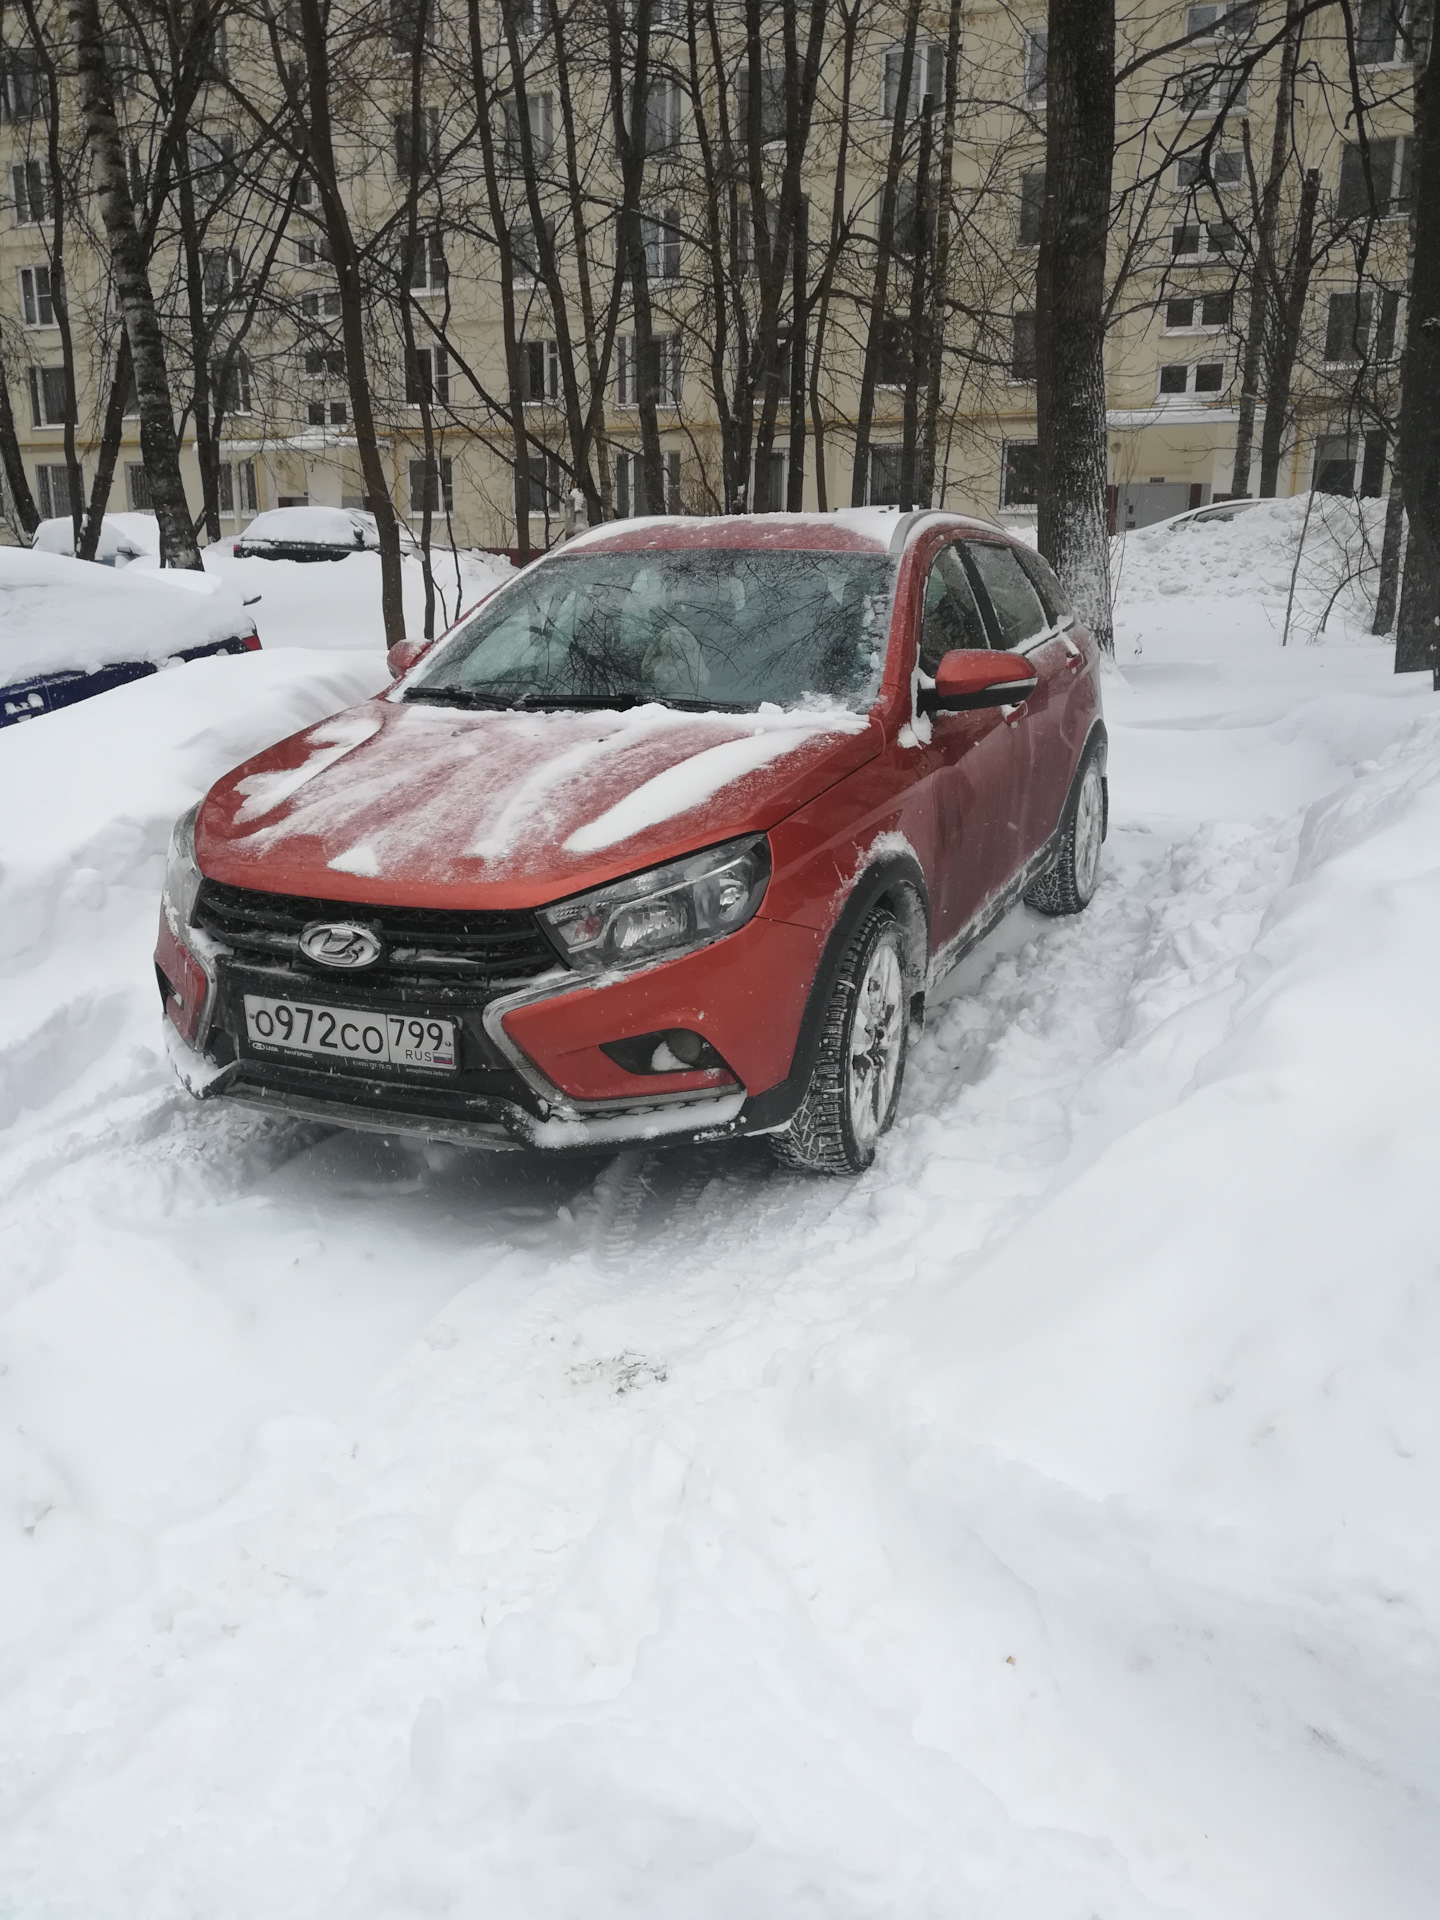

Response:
(195, 694), (880, 907)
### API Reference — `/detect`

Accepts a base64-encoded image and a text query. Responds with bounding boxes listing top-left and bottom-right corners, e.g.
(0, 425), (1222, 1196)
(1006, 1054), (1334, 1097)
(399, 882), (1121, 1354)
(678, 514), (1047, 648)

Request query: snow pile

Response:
(31, 512), (161, 567)
(0, 546), (254, 682)
(0, 513), (1438, 1915)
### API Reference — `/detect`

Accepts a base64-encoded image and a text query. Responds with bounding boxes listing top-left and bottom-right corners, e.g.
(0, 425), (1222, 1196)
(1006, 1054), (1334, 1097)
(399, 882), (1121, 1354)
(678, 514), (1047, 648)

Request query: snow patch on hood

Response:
(233, 713), (384, 823)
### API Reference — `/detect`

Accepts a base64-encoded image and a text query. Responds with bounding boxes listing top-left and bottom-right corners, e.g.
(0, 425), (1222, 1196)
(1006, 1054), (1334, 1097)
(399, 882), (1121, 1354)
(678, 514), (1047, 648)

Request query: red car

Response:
(157, 511), (1105, 1173)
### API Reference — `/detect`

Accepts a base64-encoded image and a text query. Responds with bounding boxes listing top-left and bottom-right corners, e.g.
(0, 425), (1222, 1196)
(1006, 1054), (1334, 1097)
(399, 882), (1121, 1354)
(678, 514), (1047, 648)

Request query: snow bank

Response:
(0, 547), (253, 681)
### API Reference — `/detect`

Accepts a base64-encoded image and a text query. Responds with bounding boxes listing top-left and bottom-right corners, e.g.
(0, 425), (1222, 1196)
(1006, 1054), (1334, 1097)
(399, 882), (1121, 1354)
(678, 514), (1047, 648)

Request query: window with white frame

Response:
(19, 264), (55, 326)
(521, 337), (560, 403)
(1164, 290), (1231, 331)
(212, 352), (251, 415)
(188, 130), (236, 206)
(201, 247), (240, 309)
(867, 444), (903, 506)
(876, 316), (912, 390)
(1010, 310), (1037, 382)
(502, 93), (553, 167)
(1179, 66), (1247, 110)
(408, 231), (447, 293)
(1, 45), (43, 120)
(616, 333), (681, 407)
(217, 458), (258, 516)
(613, 446), (680, 517)
(644, 76), (683, 152)
(1185, 2), (1257, 41)
(304, 346), (346, 377)
(503, 0), (546, 36)
(526, 448), (564, 513)
(11, 159), (52, 224)
(27, 365), (70, 426)
(641, 207), (681, 281)
(1171, 218), (1237, 258)
(1176, 148), (1243, 189)
(1324, 288), (1400, 363)
(737, 63), (787, 144)
(296, 231), (333, 266)
(1023, 30), (1047, 106)
(409, 456), (454, 515)
(750, 446), (787, 511)
(1157, 359), (1225, 399)
(406, 343), (449, 404)
(1018, 169), (1044, 246)
(306, 396), (348, 426)
(1001, 441), (1039, 509)
(882, 40), (945, 121)
(388, 0), (428, 56)
(510, 215), (553, 283)
(1356, 0), (1405, 64)
(393, 106), (441, 175)
(35, 462), (80, 518)
(301, 287), (341, 318)
(1337, 137), (1412, 221)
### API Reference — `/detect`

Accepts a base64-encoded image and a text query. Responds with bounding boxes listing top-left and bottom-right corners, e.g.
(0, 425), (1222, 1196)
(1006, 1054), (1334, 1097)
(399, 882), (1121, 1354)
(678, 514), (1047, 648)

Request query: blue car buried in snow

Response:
(0, 545), (260, 728)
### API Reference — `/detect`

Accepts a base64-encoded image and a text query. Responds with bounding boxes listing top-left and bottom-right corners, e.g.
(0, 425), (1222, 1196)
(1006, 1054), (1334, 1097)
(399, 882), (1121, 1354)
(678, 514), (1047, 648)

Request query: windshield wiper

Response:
(509, 691), (753, 713)
(403, 686), (513, 709)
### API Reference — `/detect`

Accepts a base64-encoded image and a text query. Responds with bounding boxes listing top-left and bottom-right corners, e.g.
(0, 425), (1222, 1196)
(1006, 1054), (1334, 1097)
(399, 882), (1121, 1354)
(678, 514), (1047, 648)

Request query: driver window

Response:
(919, 545), (989, 675)
(961, 541), (1049, 649)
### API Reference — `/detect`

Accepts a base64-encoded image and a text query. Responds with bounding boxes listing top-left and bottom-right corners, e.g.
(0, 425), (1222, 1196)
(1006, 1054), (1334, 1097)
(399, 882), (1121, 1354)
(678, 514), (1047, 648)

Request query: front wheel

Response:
(1024, 756), (1105, 917)
(771, 906), (910, 1176)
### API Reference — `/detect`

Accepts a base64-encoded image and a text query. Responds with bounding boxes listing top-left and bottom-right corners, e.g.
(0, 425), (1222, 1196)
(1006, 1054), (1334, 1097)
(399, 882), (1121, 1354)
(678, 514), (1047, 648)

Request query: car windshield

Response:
(405, 548), (894, 713)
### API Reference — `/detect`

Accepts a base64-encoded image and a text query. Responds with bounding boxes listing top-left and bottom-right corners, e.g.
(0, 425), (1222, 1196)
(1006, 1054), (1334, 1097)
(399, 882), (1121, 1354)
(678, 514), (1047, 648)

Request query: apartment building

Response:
(0, 0), (1415, 548)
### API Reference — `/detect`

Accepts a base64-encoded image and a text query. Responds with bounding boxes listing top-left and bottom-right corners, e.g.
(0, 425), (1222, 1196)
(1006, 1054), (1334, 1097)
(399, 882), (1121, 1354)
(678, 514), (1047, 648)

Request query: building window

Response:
(1337, 137), (1412, 221)
(304, 347), (346, 377)
(1171, 218), (1236, 258)
(1164, 291), (1231, 331)
(1001, 441), (1039, 509)
(1009, 311), (1037, 382)
(1, 45), (43, 120)
(1018, 169), (1044, 246)
(616, 334), (681, 407)
(19, 264), (55, 327)
(393, 106), (440, 175)
(738, 63), (787, 144)
(213, 353), (251, 414)
(1176, 148), (1243, 189)
(644, 76), (683, 153)
(188, 130), (236, 206)
(409, 456), (454, 515)
(876, 316), (912, 390)
(867, 443), (903, 506)
(406, 344), (449, 404)
(306, 398), (348, 425)
(1157, 360), (1225, 398)
(1180, 66), (1247, 110)
(751, 447), (787, 511)
(301, 288), (341, 318)
(1185, 3), (1258, 40)
(296, 232), (333, 266)
(510, 215), (553, 283)
(1313, 434), (1358, 495)
(201, 247), (240, 309)
(521, 337), (560, 403)
(641, 207), (681, 282)
(388, 0), (430, 56)
(125, 461), (152, 511)
(527, 448), (564, 513)
(613, 446), (681, 517)
(1023, 29), (1047, 107)
(882, 41), (946, 121)
(408, 231), (447, 293)
(1323, 288), (1398, 363)
(1356, 0), (1404, 65)
(217, 458), (258, 516)
(35, 462), (81, 518)
(27, 365), (70, 427)
(502, 93), (553, 168)
(12, 159), (52, 225)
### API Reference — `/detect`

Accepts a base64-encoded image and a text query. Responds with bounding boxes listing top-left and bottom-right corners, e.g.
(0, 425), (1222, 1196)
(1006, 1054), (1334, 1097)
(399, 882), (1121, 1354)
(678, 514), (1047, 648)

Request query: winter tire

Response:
(1024, 754), (1105, 917)
(771, 906), (911, 1176)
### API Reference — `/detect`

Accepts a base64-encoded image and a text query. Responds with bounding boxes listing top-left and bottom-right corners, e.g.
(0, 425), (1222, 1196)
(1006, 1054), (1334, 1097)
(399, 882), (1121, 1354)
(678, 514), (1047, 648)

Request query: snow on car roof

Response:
(237, 506), (379, 549)
(32, 512), (162, 563)
(562, 507), (1008, 558)
(0, 546), (253, 683)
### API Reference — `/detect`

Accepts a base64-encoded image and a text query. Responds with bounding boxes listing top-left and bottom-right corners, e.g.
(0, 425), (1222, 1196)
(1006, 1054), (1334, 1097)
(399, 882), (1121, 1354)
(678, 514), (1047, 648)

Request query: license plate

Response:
(242, 995), (457, 1071)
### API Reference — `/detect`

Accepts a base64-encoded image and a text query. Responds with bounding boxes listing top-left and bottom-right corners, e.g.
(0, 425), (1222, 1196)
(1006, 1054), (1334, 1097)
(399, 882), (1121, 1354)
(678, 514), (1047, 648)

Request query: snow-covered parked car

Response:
(32, 509), (162, 569)
(159, 510), (1107, 1172)
(0, 547), (259, 728)
(1157, 498), (1265, 533)
(233, 506), (391, 563)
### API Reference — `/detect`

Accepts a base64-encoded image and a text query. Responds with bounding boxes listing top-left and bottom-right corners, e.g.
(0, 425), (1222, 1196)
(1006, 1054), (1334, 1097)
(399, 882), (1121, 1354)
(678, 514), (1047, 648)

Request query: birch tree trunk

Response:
(67, 0), (202, 568)
(1035, 0), (1114, 650)
(1256, 166), (1318, 498)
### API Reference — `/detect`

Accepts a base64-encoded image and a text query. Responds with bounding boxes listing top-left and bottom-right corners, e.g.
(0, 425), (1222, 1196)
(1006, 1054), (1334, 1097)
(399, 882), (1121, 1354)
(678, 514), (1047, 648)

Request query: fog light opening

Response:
(600, 1029), (735, 1079)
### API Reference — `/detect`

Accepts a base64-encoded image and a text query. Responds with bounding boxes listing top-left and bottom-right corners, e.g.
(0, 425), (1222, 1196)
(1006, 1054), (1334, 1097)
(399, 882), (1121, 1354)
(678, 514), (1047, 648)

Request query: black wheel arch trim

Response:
(739, 849), (931, 1136)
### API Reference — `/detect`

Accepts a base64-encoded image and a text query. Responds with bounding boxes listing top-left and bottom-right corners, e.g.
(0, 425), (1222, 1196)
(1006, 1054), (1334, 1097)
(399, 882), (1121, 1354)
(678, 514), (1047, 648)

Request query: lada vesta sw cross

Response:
(157, 510), (1106, 1173)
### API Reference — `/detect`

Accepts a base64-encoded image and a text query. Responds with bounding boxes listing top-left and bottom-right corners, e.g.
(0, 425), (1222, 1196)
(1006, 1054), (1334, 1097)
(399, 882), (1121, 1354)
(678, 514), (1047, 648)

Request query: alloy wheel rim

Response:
(847, 939), (904, 1151)
(1074, 764), (1103, 900)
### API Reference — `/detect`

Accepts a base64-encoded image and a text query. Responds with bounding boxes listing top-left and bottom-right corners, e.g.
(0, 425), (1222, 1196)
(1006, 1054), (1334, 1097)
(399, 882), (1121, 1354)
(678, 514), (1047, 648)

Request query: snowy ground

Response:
(2, 502), (1438, 1916)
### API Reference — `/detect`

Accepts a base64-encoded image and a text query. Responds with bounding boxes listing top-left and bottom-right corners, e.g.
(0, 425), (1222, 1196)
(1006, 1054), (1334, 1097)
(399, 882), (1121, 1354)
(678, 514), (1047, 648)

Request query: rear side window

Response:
(962, 541), (1049, 649)
(918, 543), (990, 673)
(1013, 545), (1072, 623)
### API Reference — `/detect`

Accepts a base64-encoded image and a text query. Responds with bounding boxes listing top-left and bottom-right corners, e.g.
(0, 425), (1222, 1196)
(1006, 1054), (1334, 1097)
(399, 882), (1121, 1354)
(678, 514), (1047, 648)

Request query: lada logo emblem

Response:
(299, 921), (384, 969)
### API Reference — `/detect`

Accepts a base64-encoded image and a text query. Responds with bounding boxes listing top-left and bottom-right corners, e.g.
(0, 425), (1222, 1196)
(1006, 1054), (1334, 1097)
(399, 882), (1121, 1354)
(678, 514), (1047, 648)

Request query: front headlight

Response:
(539, 835), (771, 973)
(163, 801), (203, 927)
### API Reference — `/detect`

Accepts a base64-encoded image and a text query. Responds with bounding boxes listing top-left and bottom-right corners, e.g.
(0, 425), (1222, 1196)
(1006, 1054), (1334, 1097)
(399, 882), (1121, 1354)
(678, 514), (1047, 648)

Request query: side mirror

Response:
(386, 637), (433, 679)
(921, 649), (1039, 715)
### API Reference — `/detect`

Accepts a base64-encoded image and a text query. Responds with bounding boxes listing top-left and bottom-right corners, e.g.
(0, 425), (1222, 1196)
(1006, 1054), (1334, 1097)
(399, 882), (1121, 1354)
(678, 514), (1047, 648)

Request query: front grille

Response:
(193, 878), (560, 989)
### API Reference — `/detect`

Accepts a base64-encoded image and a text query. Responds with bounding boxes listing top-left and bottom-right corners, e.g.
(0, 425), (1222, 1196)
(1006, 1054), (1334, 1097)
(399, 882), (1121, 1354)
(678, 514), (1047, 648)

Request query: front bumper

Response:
(157, 908), (820, 1154)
